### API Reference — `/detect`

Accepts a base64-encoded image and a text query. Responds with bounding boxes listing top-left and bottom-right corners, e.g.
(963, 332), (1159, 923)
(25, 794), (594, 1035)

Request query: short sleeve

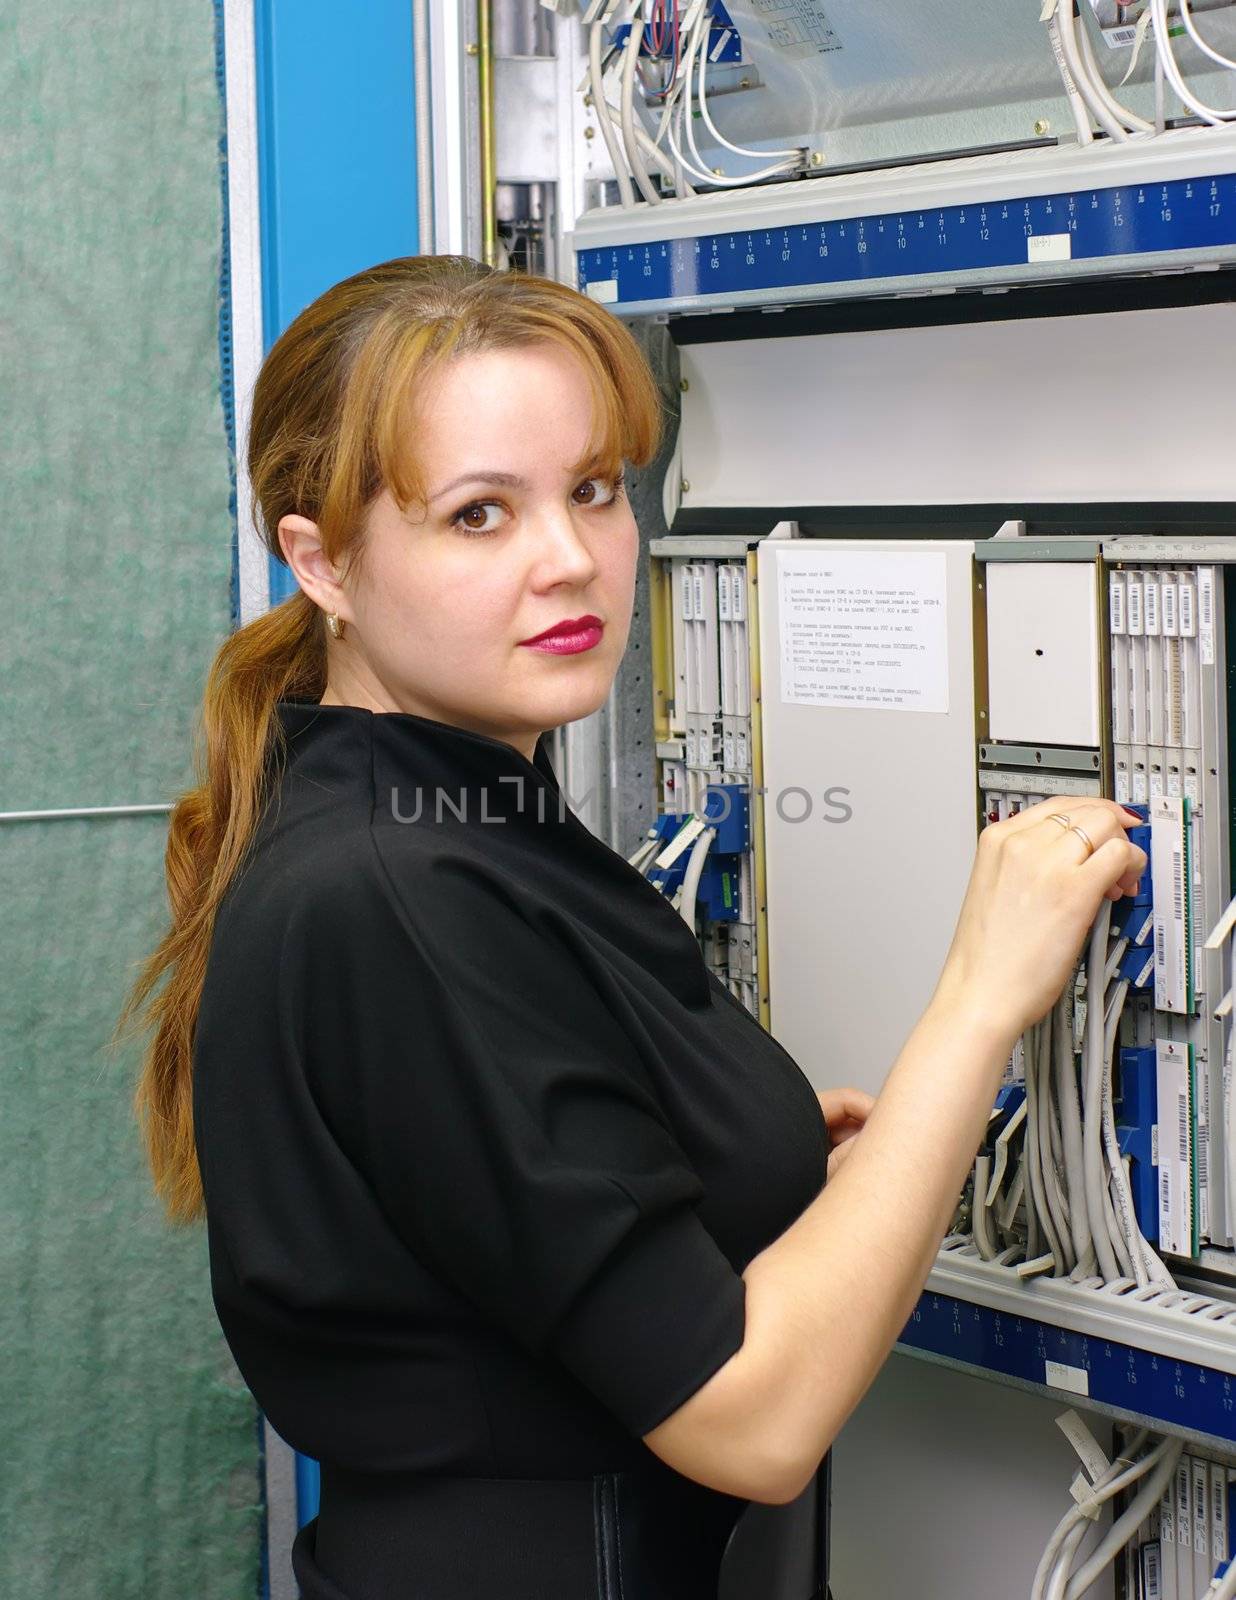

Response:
(282, 839), (747, 1438)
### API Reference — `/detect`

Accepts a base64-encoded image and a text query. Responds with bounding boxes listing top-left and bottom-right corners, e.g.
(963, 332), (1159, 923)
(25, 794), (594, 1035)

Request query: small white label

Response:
(1045, 1360), (1089, 1396)
(1110, 574), (1127, 634)
(583, 278), (618, 305)
(1145, 576), (1160, 635)
(1199, 568), (1216, 665)
(1028, 232), (1072, 263)
(751, 0), (843, 59)
(1162, 581), (1179, 636)
(1056, 1409), (1111, 1483)
(1127, 575), (1145, 634)
(1179, 581), (1197, 636)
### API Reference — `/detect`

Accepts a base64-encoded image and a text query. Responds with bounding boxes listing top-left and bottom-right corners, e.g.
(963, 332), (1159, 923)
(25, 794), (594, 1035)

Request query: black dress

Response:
(192, 700), (831, 1599)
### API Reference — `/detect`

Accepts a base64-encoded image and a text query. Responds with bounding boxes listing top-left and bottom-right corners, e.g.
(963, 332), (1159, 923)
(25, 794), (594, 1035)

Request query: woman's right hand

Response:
(932, 796), (1147, 1044)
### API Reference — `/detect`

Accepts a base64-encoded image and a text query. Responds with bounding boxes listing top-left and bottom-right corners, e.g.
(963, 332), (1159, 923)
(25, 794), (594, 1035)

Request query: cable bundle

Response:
(1042, 0), (1236, 143)
(585, 0), (805, 209)
(967, 899), (1174, 1290)
(1032, 1430), (1184, 1600)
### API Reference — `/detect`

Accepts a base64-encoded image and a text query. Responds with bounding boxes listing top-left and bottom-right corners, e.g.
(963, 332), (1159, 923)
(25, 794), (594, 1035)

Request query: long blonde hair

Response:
(116, 256), (664, 1223)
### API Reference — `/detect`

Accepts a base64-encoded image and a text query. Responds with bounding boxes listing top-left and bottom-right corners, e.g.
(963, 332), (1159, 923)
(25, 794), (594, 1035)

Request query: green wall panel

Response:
(0, 3), (260, 1595)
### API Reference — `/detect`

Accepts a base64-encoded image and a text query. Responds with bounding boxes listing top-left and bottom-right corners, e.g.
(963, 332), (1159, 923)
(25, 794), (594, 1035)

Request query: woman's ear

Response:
(278, 514), (351, 622)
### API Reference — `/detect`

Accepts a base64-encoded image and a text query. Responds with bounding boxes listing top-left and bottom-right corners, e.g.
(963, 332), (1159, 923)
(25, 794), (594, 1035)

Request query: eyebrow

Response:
(429, 470), (529, 502)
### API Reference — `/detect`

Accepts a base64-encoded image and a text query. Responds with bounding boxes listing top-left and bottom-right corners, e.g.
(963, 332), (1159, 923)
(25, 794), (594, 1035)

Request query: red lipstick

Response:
(518, 615), (604, 655)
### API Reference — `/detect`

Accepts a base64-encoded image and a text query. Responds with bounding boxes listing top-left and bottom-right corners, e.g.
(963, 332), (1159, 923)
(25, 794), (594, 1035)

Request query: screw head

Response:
(584, 124), (596, 140)
(679, 378), (689, 392)
(711, 167), (725, 177)
(810, 151), (824, 168)
(1034, 117), (1051, 136)
(680, 479), (691, 494)
(465, 40), (479, 56)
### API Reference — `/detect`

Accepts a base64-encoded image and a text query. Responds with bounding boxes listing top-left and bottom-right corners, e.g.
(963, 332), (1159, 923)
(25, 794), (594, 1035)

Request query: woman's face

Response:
(303, 342), (641, 760)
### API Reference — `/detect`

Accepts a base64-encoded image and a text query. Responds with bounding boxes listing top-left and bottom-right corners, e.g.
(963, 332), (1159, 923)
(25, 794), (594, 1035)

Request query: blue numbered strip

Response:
(899, 1288), (1236, 1444)
(577, 172), (1236, 309)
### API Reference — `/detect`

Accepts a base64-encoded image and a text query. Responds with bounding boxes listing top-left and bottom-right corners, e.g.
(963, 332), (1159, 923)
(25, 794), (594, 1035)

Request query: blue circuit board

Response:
(899, 1288), (1236, 1444)
(576, 171), (1236, 310)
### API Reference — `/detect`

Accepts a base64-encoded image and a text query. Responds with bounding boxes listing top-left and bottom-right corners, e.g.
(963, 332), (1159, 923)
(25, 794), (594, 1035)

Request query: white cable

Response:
(695, 15), (801, 159)
(619, 19), (663, 204)
(1038, 1011), (1075, 1271)
(603, 98), (687, 186)
(1032, 1016), (1071, 1272)
(589, 22), (636, 208)
(1055, 993), (1094, 1268)
(973, 1154), (1000, 1260)
(1083, 905), (1122, 1280)
(1151, 0), (1236, 123)
(627, 835), (658, 869)
(1179, 0), (1236, 74)
(1076, 11), (1155, 134)
(673, 825), (714, 925)
(1031, 1429), (1154, 1600)
(1045, 1522), (1090, 1600)
(1099, 976), (1149, 1286)
(1064, 1437), (1183, 1598)
(1057, 0), (1131, 140)
(1048, 12), (1096, 144)
(665, 13), (801, 187)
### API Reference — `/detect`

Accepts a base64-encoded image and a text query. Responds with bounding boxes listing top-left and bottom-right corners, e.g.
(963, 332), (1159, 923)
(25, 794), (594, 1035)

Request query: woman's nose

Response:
(529, 509), (600, 587)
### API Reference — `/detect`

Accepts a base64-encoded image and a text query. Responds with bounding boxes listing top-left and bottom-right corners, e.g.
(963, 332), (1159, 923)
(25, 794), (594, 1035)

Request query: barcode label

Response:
(692, 570), (705, 619)
(1128, 575), (1145, 633)
(1158, 1039), (1192, 1256)
(731, 569), (746, 621)
(1110, 574), (1127, 633)
(1141, 1540), (1162, 1600)
(1199, 567), (1216, 665)
(1103, 22), (1139, 45)
(1180, 581), (1197, 636)
(1173, 850), (1183, 919)
(1145, 577), (1161, 634)
(718, 566), (732, 620)
(1162, 581), (1179, 635)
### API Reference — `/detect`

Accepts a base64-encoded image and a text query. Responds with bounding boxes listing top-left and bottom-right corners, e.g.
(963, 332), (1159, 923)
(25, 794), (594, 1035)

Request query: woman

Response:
(121, 256), (1145, 1600)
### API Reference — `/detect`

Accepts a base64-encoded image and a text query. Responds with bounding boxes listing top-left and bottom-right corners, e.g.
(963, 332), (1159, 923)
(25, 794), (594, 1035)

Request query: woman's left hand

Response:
(817, 1087), (875, 1179)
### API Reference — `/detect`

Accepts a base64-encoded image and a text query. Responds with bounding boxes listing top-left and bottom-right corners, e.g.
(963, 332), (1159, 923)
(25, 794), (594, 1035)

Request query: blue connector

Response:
(1118, 945), (1155, 990)
(697, 860), (740, 923)
(1116, 1046), (1158, 1244)
(1128, 823), (1153, 906)
(1117, 900), (1154, 948)
(699, 784), (751, 856)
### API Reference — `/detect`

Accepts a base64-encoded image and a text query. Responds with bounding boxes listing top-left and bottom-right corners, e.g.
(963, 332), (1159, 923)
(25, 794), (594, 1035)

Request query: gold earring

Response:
(326, 612), (345, 641)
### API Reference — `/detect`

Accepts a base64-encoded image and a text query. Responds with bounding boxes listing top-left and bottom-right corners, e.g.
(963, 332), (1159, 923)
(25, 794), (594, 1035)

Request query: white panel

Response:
(987, 562), (1102, 747)
(679, 304), (1236, 508)
(222, 0), (269, 624)
(831, 1355), (1116, 1600)
(758, 537), (977, 1093)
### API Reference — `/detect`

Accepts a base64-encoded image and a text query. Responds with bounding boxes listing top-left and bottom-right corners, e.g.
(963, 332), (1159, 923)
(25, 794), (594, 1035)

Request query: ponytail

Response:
(115, 590), (324, 1221)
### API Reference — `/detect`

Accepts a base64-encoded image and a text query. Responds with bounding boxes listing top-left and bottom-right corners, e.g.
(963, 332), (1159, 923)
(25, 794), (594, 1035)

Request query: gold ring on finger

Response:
(1069, 823), (1095, 858)
(1048, 813), (1072, 830)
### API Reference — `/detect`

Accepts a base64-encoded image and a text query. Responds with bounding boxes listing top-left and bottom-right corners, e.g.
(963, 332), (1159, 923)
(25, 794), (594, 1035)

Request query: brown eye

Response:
(451, 501), (506, 536)
(572, 476), (620, 507)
